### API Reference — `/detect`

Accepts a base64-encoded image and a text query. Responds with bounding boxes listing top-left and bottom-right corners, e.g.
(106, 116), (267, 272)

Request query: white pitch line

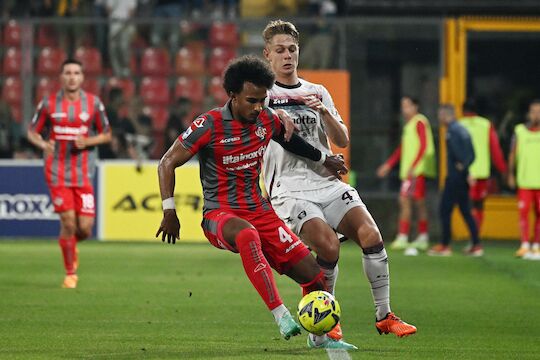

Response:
(326, 348), (352, 360)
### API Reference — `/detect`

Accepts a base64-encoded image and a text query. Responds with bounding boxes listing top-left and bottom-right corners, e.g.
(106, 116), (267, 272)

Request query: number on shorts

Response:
(342, 191), (354, 203)
(278, 226), (293, 243)
(81, 193), (95, 210)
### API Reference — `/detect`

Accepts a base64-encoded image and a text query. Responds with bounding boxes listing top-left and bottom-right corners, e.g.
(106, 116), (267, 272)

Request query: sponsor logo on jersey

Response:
(51, 112), (67, 118)
(181, 127), (193, 140)
(292, 115), (317, 125)
(255, 127), (267, 140)
(0, 194), (58, 220)
(219, 137), (240, 144)
(222, 145), (267, 165)
(53, 125), (89, 136)
(79, 112), (90, 122)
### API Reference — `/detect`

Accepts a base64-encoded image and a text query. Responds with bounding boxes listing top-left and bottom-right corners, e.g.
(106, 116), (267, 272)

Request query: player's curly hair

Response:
(223, 55), (275, 94)
(262, 20), (299, 44)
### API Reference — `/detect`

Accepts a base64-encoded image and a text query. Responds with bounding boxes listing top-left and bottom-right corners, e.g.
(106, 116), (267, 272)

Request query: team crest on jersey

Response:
(255, 127), (267, 140)
(79, 112), (90, 122)
(53, 197), (64, 206)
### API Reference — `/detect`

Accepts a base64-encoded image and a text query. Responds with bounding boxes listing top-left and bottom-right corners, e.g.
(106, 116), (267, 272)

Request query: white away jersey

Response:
(263, 79), (345, 197)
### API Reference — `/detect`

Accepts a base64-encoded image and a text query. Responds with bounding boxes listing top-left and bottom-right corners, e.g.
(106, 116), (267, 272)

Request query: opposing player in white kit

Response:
(262, 20), (417, 341)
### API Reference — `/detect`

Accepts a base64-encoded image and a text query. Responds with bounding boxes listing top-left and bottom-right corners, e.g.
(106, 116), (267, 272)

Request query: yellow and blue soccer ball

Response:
(297, 290), (341, 335)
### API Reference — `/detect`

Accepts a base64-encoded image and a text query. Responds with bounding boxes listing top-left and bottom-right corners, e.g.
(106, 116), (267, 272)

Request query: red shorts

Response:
(469, 179), (488, 201)
(400, 176), (426, 200)
(201, 208), (311, 274)
(48, 185), (95, 216)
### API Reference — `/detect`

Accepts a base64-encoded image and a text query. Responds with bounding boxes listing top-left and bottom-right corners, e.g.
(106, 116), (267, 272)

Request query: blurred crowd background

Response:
(1, 0), (540, 195)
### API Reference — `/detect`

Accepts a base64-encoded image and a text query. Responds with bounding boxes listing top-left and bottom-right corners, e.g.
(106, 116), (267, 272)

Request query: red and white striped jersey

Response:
(30, 90), (110, 187)
(178, 102), (282, 213)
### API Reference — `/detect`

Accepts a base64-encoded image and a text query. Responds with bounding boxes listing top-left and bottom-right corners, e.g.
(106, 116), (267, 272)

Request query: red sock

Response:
(519, 210), (530, 243)
(534, 216), (540, 244)
(301, 271), (326, 296)
(398, 220), (410, 235)
(418, 220), (428, 234)
(59, 236), (76, 275)
(235, 228), (282, 310)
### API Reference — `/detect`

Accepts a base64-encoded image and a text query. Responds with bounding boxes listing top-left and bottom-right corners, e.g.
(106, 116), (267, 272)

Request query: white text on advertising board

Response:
(0, 194), (59, 220)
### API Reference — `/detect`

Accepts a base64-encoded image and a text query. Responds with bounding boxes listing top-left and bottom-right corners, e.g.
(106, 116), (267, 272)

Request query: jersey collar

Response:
(275, 81), (302, 89)
(221, 100), (234, 121)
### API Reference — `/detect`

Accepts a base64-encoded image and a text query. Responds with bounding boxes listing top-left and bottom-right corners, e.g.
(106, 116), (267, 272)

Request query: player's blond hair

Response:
(262, 20), (299, 45)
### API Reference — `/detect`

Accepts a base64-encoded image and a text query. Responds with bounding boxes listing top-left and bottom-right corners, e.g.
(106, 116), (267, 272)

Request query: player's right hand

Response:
(43, 140), (55, 157)
(156, 210), (180, 244)
(507, 173), (516, 189)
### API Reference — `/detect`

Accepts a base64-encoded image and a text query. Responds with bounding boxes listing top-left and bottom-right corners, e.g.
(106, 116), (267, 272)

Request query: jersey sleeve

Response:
(29, 98), (50, 133)
(320, 85), (343, 124)
(265, 107), (283, 138)
(178, 115), (212, 154)
(93, 97), (110, 133)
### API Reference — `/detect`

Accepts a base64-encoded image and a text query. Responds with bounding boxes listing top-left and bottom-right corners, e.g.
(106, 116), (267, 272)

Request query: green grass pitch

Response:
(1, 239), (539, 359)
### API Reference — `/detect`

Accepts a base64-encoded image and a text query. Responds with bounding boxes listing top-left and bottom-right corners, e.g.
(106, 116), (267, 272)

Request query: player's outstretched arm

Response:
(156, 139), (194, 244)
(273, 128), (348, 179)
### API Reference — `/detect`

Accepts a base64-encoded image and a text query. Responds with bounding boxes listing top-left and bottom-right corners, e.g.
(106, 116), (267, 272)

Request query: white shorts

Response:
(270, 182), (366, 235)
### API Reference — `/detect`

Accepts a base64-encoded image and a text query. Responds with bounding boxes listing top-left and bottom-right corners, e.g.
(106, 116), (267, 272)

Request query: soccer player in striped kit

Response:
(262, 20), (417, 343)
(508, 99), (540, 259)
(27, 59), (111, 288)
(156, 56), (357, 349)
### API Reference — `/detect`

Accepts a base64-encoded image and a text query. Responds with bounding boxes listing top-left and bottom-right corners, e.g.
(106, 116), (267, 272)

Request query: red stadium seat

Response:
(36, 25), (59, 47)
(2, 47), (21, 75)
(143, 106), (170, 132)
(74, 47), (103, 76)
(140, 48), (171, 76)
(82, 77), (102, 96)
(208, 47), (236, 77)
(209, 22), (239, 48)
(2, 77), (22, 106)
(174, 46), (205, 76)
(35, 77), (61, 101)
(140, 77), (170, 106)
(105, 77), (136, 100)
(174, 77), (204, 105)
(3, 20), (21, 47)
(208, 76), (229, 105)
(37, 47), (67, 76)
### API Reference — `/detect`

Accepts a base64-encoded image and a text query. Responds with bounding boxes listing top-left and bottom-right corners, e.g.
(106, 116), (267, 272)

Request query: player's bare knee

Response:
(77, 227), (92, 240)
(61, 220), (77, 236)
(358, 223), (382, 248)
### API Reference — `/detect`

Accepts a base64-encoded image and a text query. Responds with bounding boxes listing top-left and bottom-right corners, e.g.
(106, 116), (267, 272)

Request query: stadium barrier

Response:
(98, 160), (205, 242)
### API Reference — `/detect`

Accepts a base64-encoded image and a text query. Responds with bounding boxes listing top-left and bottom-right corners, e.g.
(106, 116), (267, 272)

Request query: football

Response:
(297, 291), (341, 335)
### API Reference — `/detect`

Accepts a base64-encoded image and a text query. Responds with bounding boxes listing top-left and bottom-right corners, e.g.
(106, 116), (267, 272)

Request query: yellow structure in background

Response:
(99, 162), (205, 242)
(440, 16), (540, 240)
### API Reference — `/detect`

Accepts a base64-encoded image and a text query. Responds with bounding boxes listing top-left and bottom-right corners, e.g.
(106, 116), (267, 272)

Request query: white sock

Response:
(309, 333), (328, 345)
(521, 242), (530, 250)
(362, 248), (391, 320)
(321, 264), (339, 295)
(271, 304), (289, 324)
(532, 243), (539, 251)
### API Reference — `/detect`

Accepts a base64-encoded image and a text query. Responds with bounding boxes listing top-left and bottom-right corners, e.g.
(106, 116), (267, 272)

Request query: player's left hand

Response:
(323, 154), (348, 180)
(74, 136), (87, 149)
(156, 210), (180, 244)
(303, 95), (328, 115)
(275, 109), (298, 141)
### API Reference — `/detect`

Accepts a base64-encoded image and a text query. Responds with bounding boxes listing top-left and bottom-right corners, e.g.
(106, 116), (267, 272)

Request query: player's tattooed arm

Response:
(274, 109), (298, 142)
(156, 139), (195, 244)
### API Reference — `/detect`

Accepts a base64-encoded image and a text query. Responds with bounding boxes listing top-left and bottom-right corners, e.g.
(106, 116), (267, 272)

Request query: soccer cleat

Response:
(390, 234), (409, 250)
(278, 312), (301, 340)
(427, 244), (452, 257)
(515, 245), (530, 258)
(463, 244), (484, 257)
(410, 233), (429, 251)
(307, 335), (358, 350)
(376, 312), (417, 337)
(326, 323), (343, 340)
(62, 274), (78, 289)
(523, 249), (540, 261)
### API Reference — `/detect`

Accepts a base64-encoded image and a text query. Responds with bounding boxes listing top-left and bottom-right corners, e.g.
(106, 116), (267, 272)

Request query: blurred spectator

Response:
(94, 0), (109, 65)
(126, 96), (153, 159)
(106, 0), (137, 77)
(150, 0), (185, 51)
(300, 19), (334, 69)
(0, 101), (19, 158)
(164, 97), (193, 150)
(13, 138), (40, 160)
(211, 0), (238, 19)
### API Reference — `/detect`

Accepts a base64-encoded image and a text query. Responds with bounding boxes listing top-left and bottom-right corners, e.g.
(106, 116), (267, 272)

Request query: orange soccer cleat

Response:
(62, 274), (78, 289)
(376, 312), (417, 337)
(427, 244), (452, 257)
(515, 246), (530, 258)
(326, 322), (343, 340)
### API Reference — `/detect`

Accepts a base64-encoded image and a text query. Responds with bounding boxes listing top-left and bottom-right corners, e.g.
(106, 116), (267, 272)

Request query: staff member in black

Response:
(428, 104), (481, 256)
